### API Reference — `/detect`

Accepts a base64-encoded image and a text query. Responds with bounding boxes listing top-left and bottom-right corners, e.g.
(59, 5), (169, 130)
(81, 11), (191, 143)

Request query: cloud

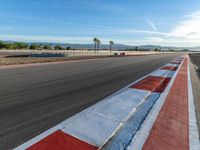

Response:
(117, 11), (200, 47)
(0, 35), (93, 43)
(145, 20), (157, 31)
(1, 11), (200, 47)
(112, 29), (169, 36)
(128, 11), (200, 47)
(0, 33), (198, 47)
(170, 11), (200, 38)
(146, 37), (164, 42)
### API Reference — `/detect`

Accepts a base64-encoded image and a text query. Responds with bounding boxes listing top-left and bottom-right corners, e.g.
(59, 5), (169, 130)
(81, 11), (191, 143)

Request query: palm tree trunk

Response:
(110, 45), (112, 53)
(94, 43), (96, 53)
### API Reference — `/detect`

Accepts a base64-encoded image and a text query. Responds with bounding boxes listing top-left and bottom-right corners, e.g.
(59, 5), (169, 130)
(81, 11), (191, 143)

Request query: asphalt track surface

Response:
(0, 53), (181, 150)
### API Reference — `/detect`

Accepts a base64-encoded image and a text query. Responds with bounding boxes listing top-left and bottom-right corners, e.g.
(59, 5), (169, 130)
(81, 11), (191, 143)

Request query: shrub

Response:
(66, 47), (71, 50)
(0, 41), (5, 49)
(54, 45), (64, 50)
(43, 45), (52, 50)
(30, 44), (39, 50)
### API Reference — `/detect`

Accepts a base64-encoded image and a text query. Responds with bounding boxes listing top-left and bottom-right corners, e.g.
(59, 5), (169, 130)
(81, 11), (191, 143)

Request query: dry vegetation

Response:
(0, 55), (116, 66)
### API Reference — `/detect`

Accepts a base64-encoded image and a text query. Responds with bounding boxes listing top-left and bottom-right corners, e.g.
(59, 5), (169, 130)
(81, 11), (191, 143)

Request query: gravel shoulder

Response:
(189, 53), (200, 136)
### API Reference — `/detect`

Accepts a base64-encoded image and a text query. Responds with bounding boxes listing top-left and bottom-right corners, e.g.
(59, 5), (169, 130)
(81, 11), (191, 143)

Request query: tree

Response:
(66, 47), (71, 50)
(154, 48), (161, 52)
(0, 41), (5, 49)
(14, 42), (29, 49)
(109, 41), (114, 53)
(97, 39), (101, 49)
(4, 43), (14, 49)
(54, 45), (63, 50)
(29, 44), (39, 50)
(182, 49), (189, 51)
(93, 37), (98, 52)
(43, 44), (52, 50)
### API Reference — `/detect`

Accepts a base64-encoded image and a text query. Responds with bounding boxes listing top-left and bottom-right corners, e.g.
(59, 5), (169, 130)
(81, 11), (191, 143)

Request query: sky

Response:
(0, 0), (200, 47)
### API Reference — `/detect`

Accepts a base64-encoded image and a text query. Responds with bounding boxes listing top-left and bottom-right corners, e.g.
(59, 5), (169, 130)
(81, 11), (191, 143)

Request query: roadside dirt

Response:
(189, 53), (200, 136)
(189, 53), (200, 77)
(0, 55), (117, 66)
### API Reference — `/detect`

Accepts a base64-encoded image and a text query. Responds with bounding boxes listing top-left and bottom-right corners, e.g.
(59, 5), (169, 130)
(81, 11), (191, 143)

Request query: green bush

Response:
(43, 45), (52, 50)
(66, 47), (71, 50)
(0, 42), (28, 49)
(54, 45), (64, 50)
(0, 41), (5, 49)
(14, 42), (29, 49)
(29, 44), (39, 50)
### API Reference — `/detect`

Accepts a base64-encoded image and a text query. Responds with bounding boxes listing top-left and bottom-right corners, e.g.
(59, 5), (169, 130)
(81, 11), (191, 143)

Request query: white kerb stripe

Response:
(61, 88), (149, 146)
(164, 63), (179, 67)
(150, 69), (175, 78)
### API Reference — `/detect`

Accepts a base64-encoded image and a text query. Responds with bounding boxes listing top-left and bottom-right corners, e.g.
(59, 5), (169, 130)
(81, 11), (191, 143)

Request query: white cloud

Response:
(0, 35), (92, 44)
(146, 20), (157, 31)
(147, 37), (164, 42)
(170, 11), (200, 38)
(0, 34), (120, 45)
(1, 11), (200, 47)
(112, 29), (169, 36)
(0, 34), (198, 47)
(128, 11), (200, 47)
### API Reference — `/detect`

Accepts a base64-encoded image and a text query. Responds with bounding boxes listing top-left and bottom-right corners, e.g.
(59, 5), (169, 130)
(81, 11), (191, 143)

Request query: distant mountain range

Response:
(38, 43), (200, 51)
(3, 41), (200, 51)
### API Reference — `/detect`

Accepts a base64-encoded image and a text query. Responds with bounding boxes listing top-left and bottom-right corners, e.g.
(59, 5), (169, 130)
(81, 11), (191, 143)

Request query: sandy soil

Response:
(0, 55), (120, 66)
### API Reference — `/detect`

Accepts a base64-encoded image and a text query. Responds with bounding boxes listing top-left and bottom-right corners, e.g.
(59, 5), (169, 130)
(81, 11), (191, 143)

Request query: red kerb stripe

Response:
(130, 76), (170, 93)
(27, 130), (98, 150)
(160, 66), (178, 71)
(142, 58), (189, 150)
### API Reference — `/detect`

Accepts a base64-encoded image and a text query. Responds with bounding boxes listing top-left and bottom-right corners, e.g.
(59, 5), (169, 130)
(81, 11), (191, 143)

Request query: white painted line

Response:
(188, 60), (200, 150)
(150, 69), (175, 78)
(126, 58), (183, 150)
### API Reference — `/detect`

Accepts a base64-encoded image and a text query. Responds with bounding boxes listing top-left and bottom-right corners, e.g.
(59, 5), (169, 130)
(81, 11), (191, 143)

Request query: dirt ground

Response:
(0, 55), (116, 66)
(189, 53), (200, 77)
(189, 53), (200, 136)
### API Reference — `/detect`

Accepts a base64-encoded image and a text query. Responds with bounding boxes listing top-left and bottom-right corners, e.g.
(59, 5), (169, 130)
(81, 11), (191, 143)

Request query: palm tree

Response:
(93, 37), (98, 52)
(97, 39), (101, 50)
(109, 41), (114, 53)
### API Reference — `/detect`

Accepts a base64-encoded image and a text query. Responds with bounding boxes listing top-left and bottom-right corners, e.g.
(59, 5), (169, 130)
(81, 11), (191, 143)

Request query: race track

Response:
(0, 53), (181, 149)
